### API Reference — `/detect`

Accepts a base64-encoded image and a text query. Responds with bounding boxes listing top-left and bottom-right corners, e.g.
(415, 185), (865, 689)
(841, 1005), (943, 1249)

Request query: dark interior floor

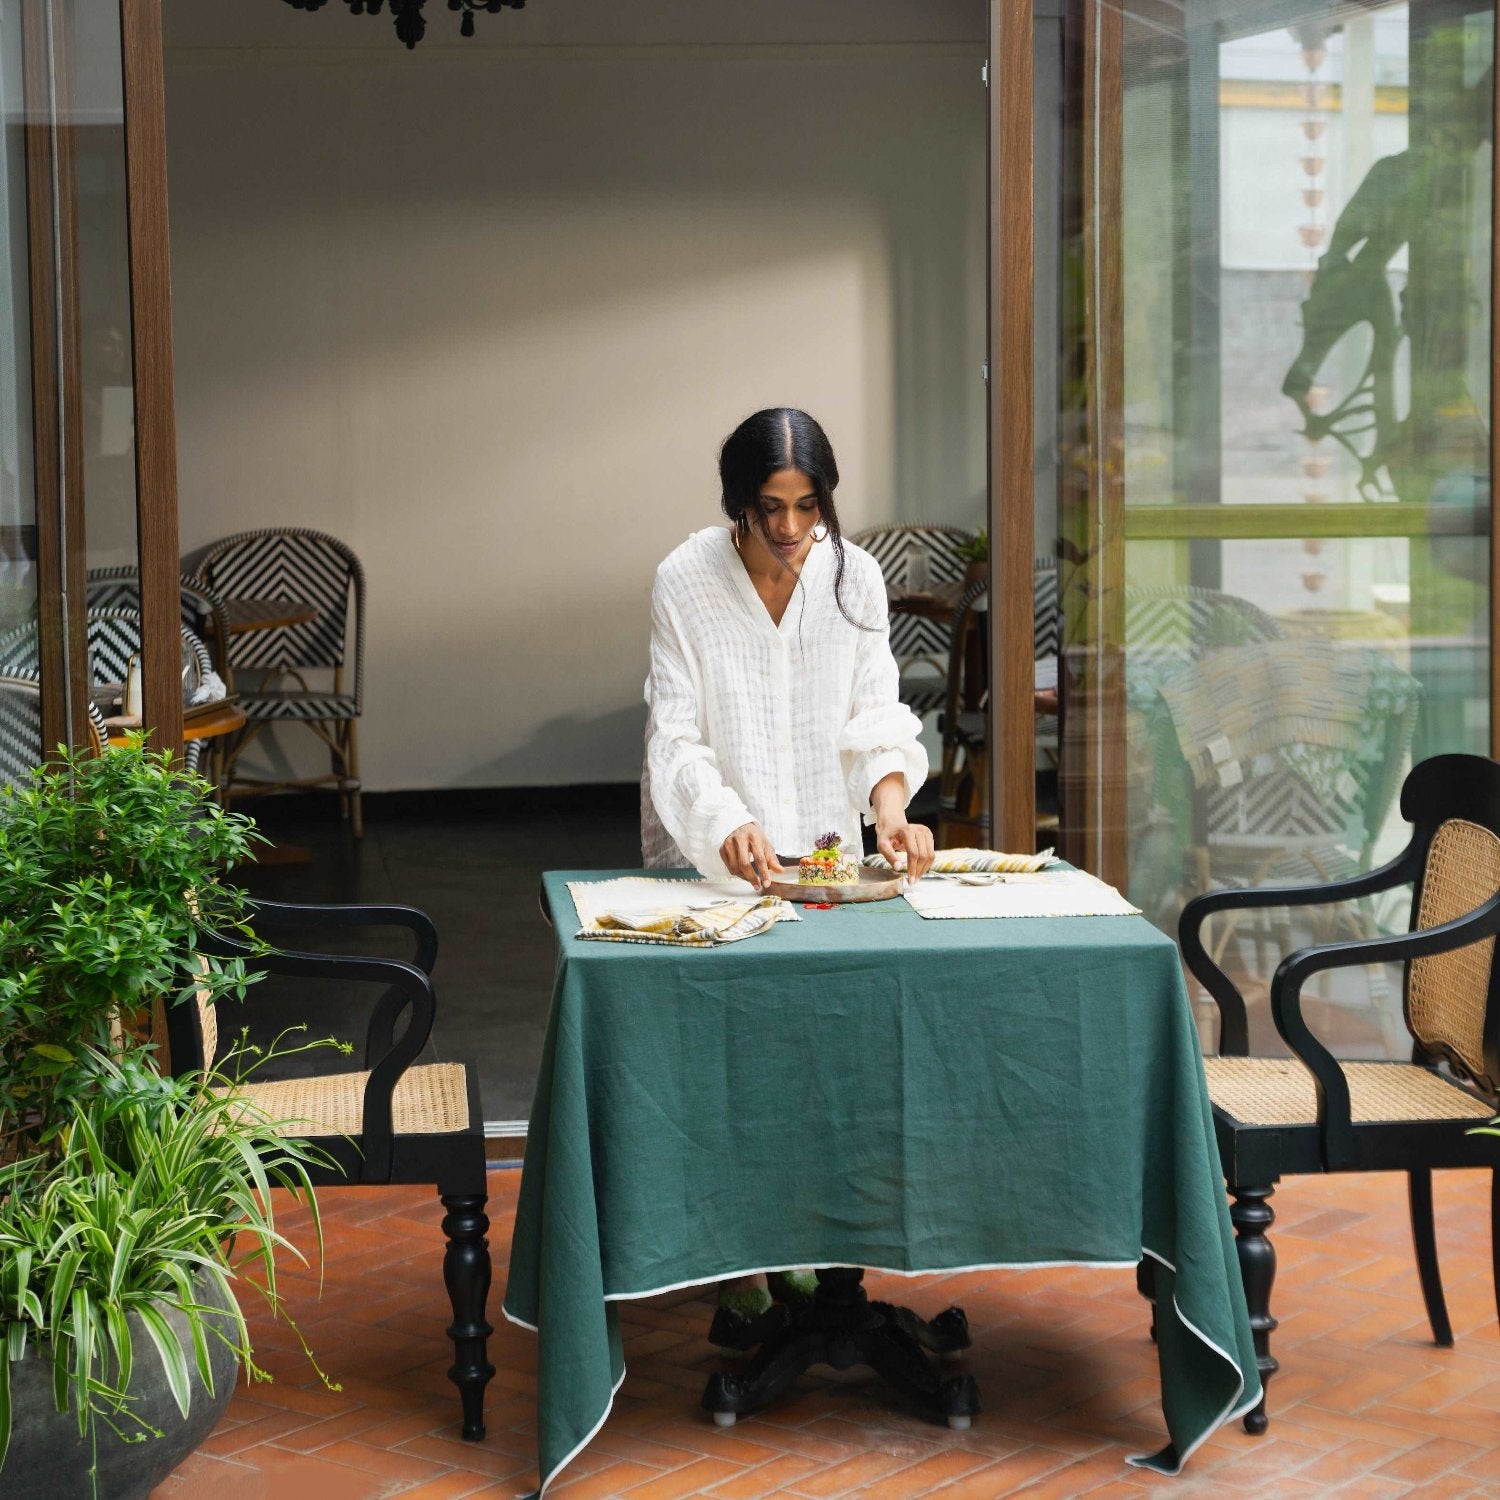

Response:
(230, 782), (943, 1123)
(232, 786), (643, 1122)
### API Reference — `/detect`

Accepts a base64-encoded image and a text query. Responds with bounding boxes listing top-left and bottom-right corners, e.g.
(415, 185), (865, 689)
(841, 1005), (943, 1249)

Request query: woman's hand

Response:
(871, 772), (935, 882)
(719, 823), (784, 891)
(876, 817), (935, 883)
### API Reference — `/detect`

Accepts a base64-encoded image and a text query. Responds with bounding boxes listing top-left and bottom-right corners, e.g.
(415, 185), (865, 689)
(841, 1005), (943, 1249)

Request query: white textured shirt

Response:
(642, 527), (927, 881)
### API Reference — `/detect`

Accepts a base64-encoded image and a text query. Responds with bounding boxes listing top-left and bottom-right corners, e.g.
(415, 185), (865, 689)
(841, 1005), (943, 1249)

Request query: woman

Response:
(642, 407), (935, 889)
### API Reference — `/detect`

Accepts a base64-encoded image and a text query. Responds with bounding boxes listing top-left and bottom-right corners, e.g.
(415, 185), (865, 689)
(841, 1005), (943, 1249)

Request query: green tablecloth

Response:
(504, 871), (1260, 1495)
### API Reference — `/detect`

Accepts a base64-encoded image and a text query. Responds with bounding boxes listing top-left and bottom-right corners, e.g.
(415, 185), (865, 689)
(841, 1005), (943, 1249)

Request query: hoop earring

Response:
(812, 524), (830, 544)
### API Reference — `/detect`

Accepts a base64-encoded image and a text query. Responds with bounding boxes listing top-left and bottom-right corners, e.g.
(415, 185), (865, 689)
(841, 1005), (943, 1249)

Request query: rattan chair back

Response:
(1409, 817), (1500, 1090)
(86, 566), (234, 682)
(194, 528), (364, 700)
(0, 662), (110, 780)
(849, 522), (974, 663)
(0, 676), (44, 788)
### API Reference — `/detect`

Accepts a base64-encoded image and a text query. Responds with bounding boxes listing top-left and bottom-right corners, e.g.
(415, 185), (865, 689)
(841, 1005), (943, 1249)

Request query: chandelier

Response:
(283, 0), (526, 51)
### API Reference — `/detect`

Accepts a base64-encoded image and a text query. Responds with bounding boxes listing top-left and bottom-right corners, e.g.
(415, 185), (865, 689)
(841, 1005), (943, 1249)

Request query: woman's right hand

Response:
(720, 823), (784, 891)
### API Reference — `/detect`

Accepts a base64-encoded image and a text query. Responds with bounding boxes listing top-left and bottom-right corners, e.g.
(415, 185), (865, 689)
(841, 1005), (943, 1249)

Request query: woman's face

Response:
(750, 467), (820, 567)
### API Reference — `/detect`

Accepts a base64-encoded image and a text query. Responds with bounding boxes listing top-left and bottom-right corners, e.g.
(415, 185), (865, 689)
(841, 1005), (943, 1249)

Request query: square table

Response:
(505, 871), (1261, 1496)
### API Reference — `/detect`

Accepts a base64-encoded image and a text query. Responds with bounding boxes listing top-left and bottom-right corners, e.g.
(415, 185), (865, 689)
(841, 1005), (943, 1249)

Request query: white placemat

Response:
(903, 868), (1140, 919)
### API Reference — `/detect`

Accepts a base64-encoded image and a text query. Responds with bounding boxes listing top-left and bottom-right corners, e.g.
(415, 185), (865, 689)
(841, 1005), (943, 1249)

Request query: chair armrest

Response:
(244, 899), (438, 974)
(198, 926), (436, 1182)
(242, 900), (437, 1069)
(1180, 842), (1421, 1055)
(1270, 892), (1500, 1170)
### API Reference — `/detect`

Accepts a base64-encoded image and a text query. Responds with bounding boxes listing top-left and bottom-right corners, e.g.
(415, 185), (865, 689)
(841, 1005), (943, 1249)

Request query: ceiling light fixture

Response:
(282, 0), (527, 52)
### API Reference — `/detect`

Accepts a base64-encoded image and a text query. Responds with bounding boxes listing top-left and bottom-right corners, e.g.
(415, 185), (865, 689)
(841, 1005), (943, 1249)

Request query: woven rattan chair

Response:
(192, 528), (365, 835)
(850, 522), (974, 714)
(0, 663), (111, 783)
(1126, 585), (1419, 1051)
(1165, 753), (1500, 1436)
(166, 900), (493, 1440)
(86, 609), (216, 777)
(85, 566), (234, 689)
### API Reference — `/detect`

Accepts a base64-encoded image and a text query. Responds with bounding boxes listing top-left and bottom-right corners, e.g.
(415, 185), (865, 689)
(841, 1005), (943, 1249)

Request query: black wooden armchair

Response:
(1169, 753), (1500, 1436)
(164, 898), (494, 1440)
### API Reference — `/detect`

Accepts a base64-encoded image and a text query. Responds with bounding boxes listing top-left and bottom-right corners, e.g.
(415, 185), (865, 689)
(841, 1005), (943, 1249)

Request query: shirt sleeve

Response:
(836, 570), (928, 823)
(644, 575), (755, 880)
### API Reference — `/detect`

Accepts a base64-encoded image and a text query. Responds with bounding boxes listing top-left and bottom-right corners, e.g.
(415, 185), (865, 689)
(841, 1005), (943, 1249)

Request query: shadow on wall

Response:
(459, 703), (650, 790)
(231, 702), (651, 797)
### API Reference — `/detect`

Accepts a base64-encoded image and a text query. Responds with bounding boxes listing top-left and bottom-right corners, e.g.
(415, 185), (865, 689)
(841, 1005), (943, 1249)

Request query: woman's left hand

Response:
(875, 813), (935, 883)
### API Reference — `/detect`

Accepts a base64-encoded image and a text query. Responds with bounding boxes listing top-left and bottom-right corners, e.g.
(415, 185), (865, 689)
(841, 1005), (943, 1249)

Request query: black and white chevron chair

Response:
(849, 522), (975, 714)
(85, 566), (234, 689)
(192, 528), (365, 836)
(0, 675), (111, 788)
(85, 609), (216, 776)
(1125, 583), (1419, 1051)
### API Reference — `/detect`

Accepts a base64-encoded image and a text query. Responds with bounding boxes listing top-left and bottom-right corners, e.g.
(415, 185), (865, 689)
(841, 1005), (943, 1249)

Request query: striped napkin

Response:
(568, 877), (799, 948)
(863, 847), (1058, 875)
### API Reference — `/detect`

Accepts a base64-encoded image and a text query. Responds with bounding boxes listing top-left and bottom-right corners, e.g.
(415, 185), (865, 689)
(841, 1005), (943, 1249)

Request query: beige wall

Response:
(163, 1), (987, 789)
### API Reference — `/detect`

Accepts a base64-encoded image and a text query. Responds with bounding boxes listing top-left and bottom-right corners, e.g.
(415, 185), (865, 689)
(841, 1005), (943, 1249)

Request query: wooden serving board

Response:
(764, 866), (907, 904)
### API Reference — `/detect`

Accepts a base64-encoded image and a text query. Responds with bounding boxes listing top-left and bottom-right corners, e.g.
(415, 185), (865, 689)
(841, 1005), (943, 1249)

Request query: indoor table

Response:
(505, 870), (1261, 1496)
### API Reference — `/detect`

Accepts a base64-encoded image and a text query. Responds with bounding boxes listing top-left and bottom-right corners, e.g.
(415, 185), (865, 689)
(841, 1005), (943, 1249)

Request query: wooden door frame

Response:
(121, 0), (182, 758)
(988, 0), (1037, 855)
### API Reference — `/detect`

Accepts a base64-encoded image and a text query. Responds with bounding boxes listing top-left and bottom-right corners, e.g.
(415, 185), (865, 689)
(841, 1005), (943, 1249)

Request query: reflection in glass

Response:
(0, 4), (40, 779)
(1066, 1), (1493, 1057)
(71, 2), (139, 580)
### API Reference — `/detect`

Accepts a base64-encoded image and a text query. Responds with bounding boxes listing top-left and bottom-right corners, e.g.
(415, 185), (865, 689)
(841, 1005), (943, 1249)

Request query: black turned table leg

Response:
(702, 1268), (978, 1430)
(1135, 1257), (1157, 1343)
(1229, 1184), (1278, 1435)
(441, 1191), (495, 1441)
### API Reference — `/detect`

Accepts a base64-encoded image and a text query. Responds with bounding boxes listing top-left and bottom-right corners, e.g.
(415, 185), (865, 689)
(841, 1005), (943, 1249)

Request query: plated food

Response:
(797, 831), (860, 886)
(764, 835), (905, 905)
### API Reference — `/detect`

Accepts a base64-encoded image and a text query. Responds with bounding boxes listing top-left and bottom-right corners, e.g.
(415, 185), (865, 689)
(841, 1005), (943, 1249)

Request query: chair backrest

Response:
(85, 566), (233, 679)
(86, 610), (213, 698)
(0, 620), (40, 677)
(0, 676), (43, 788)
(1033, 555), (1058, 660)
(1400, 756), (1500, 1093)
(850, 523), (974, 663)
(1124, 583), (1283, 689)
(194, 528), (363, 684)
(0, 675), (110, 786)
(1152, 635), (1419, 857)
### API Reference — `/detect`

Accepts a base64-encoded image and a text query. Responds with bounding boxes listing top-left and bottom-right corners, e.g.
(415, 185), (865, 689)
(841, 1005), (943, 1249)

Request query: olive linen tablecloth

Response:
(504, 870), (1261, 1496)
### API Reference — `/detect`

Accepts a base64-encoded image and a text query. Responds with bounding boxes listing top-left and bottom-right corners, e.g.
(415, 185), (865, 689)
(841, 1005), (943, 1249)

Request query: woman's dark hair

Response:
(718, 408), (872, 630)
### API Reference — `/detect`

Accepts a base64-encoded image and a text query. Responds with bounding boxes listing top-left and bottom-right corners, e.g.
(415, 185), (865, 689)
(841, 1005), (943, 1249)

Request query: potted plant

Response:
(956, 530), (988, 587)
(0, 738), (332, 1499)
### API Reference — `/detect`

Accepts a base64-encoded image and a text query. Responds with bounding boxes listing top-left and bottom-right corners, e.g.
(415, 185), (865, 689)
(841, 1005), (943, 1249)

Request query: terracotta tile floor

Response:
(152, 1164), (1500, 1499)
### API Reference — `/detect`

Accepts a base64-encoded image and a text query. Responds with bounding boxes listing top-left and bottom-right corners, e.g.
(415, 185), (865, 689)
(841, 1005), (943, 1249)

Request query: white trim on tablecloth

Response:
(503, 1245), (1258, 1494)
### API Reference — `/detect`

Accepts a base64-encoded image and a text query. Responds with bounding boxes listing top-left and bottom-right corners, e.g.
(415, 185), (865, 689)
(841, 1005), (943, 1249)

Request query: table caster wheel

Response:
(947, 1414), (972, 1431)
(713, 1410), (737, 1427)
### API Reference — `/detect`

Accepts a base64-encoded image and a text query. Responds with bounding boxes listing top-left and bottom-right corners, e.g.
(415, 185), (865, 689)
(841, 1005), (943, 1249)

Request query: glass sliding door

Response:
(1059, 0), (1494, 1053)
(0, 1), (39, 718)
(0, 0), (178, 781)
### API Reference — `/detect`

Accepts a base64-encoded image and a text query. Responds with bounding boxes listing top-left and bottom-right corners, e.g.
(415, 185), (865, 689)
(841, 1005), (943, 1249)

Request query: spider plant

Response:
(0, 1040), (339, 1482)
(0, 736), (338, 1491)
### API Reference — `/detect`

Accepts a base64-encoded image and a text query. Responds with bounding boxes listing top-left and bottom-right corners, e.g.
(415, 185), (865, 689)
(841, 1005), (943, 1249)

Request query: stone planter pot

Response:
(2, 1278), (239, 1500)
